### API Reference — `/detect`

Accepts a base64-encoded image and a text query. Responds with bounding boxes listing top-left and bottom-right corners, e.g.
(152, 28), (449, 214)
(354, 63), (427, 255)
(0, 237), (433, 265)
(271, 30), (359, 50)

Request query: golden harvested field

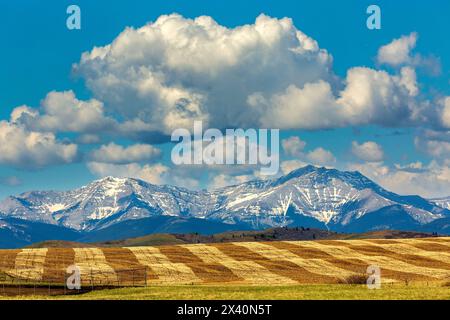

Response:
(0, 238), (450, 287)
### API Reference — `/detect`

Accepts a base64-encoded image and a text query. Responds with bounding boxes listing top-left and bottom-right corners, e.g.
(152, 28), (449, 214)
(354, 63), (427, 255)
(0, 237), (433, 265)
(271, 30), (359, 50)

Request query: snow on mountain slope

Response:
(0, 166), (448, 233)
(431, 197), (450, 210)
(0, 177), (216, 231)
(208, 166), (446, 229)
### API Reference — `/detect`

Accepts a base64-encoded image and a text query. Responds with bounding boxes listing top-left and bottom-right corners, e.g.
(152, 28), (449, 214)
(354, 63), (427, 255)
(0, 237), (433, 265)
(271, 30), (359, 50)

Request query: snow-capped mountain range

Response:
(0, 165), (449, 247)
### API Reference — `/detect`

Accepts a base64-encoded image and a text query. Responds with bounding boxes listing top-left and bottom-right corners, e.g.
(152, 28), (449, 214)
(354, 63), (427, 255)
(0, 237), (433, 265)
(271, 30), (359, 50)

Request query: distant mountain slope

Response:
(79, 216), (251, 242)
(420, 216), (450, 235)
(431, 197), (450, 210)
(0, 218), (81, 249)
(0, 165), (449, 246)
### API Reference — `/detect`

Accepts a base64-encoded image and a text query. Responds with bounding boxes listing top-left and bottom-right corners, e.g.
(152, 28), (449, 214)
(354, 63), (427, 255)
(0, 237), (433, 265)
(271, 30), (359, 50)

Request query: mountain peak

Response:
(274, 165), (370, 188)
(93, 176), (128, 184)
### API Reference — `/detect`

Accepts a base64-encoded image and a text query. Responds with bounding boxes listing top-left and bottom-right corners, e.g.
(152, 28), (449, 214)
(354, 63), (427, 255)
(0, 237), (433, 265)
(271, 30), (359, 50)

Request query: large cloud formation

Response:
(348, 160), (450, 198)
(74, 14), (437, 135)
(12, 91), (115, 133)
(89, 142), (161, 164)
(281, 136), (336, 167)
(0, 121), (78, 169)
(377, 32), (441, 75)
(351, 141), (384, 162)
(87, 162), (169, 185)
(74, 14), (335, 135)
(377, 32), (418, 66)
(253, 66), (420, 129)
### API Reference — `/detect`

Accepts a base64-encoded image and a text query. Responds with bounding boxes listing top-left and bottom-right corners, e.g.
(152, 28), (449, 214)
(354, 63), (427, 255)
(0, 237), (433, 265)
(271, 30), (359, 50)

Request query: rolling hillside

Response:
(26, 227), (439, 248)
(1, 237), (449, 287)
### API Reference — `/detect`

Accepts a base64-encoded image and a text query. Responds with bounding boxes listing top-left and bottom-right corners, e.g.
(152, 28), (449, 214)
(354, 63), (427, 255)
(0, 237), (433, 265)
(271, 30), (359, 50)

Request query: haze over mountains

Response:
(0, 165), (449, 248)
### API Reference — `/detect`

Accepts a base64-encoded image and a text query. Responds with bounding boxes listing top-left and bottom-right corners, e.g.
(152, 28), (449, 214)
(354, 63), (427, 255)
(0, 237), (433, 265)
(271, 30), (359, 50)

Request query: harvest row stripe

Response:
(272, 241), (405, 282)
(355, 240), (450, 267)
(102, 248), (153, 285)
(287, 241), (449, 280)
(184, 244), (297, 284)
(269, 241), (368, 274)
(73, 248), (118, 285)
(406, 241), (450, 252)
(236, 242), (356, 280)
(12, 248), (47, 281)
(350, 245), (450, 270)
(211, 243), (337, 283)
(158, 245), (243, 283)
(127, 246), (202, 284)
(0, 249), (21, 271)
(42, 248), (75, 283)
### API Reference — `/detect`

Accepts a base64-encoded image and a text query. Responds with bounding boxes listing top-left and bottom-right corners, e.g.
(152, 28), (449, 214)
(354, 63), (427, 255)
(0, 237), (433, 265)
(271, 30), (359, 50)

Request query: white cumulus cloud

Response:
(377, 32), (418, 66)
(89, 143), (161, 164)
(281, 136), (306, 157)
(87, 162), (169, 185)
(281, 136), (336, 167)
(305, 147), (336, 167)
(441, 97), (450, 129)
(74, 14), (334, 135)
(0, 121), (78, 169)
(253, 66), (420, 129)
(11, 91), (115, 133)
(348, 160), (450, 198)
(351, 141), (384, 162)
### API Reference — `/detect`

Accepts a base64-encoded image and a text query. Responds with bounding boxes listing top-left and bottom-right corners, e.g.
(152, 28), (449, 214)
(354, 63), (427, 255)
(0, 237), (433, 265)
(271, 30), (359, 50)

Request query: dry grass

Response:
(6, 284), (450, 300)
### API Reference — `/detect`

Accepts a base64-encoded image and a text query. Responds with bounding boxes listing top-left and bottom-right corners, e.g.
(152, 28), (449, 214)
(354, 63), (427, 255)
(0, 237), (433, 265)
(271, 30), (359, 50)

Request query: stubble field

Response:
(0, 237), (449, 299)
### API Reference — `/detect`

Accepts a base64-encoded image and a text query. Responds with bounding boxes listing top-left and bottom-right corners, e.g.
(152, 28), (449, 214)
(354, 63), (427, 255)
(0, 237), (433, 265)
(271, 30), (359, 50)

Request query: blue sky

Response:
(0, 0), (449, 199)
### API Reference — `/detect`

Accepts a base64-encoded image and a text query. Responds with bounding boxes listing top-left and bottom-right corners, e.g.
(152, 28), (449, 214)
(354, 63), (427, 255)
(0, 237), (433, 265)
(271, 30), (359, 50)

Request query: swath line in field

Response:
(316, 240), (358, 246)
(269, 241), (373, 275)
(406, 241), (450, 252)
(102, 248), (149, 270)
(354, 240), (450, 268)
(360, 239), (403, 245)
(0, 249), (21, 272)
(277, 241), (411, 282)
(159, 245), (243, 283)
(212, 243), (337, 283)
(42, 248), (75, 283)
(412, 239), (450, 248)
(236, 242), (356, 281)
(127, 246), (201, 284)
(287, 241), (430, 282)
(12, 249), (48, 281)
(417, 238), (450, 244)
(269, 241), (335, 259)
(102, 247), (155, 285)
(318, 239), (450, 270)
(73, 248), (118, 285)
(184, 244), (297, 285)
(287, 241), (449, 280)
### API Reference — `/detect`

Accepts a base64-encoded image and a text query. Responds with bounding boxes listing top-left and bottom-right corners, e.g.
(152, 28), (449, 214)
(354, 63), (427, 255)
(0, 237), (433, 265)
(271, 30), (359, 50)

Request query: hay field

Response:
(0, 238), (449, 287)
